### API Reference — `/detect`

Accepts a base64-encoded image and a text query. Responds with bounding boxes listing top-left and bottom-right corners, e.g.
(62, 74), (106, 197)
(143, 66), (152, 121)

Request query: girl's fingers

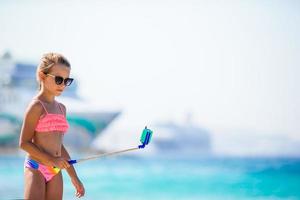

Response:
(76, 191), (83, 198)
(77, 188), (84, 197)
(58, 163), (65, 169)
(73, 182), (85, 198)
(65, 160), (70, 168)
(65, 162), (69, 168)
(61, 160), (69, 169)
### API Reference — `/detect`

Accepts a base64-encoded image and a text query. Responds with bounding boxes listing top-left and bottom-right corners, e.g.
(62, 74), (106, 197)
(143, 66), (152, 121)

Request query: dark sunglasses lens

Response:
(54, 76), (64, 85)
(64, 78), (73, 86)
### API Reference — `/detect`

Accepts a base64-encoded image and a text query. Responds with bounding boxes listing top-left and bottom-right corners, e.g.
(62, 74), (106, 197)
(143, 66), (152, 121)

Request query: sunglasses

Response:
(44, 73), (74, 86)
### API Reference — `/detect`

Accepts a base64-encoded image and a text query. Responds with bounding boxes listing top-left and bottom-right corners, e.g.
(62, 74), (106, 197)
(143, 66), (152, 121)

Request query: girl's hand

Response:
(71, 177), (85, 198)
(49, 157), (70, 169)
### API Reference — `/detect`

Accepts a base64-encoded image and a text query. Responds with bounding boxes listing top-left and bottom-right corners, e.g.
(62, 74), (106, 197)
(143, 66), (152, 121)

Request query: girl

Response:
(19, 53), (85, 199)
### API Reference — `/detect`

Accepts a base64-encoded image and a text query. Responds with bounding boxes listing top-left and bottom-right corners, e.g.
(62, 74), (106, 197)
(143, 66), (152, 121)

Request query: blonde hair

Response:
(36, 53), (71, 90)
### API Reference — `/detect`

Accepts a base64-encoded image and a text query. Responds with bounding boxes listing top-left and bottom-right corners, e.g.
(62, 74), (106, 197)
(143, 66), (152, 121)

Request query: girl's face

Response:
(42, 64), (71, 96)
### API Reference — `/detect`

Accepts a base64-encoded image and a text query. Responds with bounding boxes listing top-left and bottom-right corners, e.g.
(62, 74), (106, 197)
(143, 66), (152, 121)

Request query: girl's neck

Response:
(36, 91), (56, 104)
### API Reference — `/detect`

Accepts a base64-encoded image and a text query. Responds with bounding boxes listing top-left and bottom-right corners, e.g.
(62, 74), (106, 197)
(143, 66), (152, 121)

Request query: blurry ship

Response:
(92, 112), (212, 158)
(150, 121), (212, 158)
(0, 51), (120, 149)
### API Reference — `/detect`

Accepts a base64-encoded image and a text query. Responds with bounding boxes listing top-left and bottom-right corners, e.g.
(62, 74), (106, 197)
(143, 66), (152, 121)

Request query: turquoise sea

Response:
(0, 155), (299, 200)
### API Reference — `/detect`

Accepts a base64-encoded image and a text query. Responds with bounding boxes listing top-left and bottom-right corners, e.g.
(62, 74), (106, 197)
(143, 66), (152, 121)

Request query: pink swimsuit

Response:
(24, 99), (69, 182)
(35, 100), (69, 133)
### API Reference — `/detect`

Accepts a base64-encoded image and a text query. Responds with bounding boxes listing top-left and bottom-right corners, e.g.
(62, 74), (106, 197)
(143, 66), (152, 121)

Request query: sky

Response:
(0, 0), (299, 156)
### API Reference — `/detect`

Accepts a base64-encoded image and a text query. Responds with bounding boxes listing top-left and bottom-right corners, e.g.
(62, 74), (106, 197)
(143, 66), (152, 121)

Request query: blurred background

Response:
(0, 0), (299, 199)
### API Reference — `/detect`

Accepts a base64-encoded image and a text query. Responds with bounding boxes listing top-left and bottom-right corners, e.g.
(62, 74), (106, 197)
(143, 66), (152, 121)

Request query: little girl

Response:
(19, 53), (85, 199)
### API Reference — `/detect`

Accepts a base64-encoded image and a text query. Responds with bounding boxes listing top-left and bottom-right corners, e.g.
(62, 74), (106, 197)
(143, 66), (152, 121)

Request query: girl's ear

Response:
(38, 71), (46, 81)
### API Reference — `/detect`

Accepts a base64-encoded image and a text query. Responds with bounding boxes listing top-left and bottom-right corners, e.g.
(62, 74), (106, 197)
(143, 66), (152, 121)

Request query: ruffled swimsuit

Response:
(24, 99), (69, 182)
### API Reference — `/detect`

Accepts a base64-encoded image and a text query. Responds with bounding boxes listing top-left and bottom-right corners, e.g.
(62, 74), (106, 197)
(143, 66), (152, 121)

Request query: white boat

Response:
(148, 121), (212, 158)
(0, 51), (120, 149)
(92, 115), (213, 158)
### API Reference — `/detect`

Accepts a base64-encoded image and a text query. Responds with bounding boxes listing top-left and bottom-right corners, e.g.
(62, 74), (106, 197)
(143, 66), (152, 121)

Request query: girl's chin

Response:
(55, 91), (63, 96)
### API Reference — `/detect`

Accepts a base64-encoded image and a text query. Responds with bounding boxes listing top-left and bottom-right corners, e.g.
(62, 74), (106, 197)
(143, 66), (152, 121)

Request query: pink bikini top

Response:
(35, 100), (69, 133)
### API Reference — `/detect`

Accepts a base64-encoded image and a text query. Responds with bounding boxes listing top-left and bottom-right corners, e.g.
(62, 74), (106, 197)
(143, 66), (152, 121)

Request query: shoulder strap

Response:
(35, 99), (48, 114)
(57, 102), (65, 115)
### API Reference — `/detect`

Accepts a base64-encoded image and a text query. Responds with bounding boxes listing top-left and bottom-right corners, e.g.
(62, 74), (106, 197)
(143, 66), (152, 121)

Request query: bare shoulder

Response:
(24, 100), (44, 118)
(20, 100), (44, 142)
(58, 102), (67, 114)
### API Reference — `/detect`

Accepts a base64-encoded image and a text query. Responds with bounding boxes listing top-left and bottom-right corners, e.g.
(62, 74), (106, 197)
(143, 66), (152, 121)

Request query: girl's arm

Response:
(61, 145), (79, 179)
(60, 103), (85, 197)
(61, 145), (85, 197)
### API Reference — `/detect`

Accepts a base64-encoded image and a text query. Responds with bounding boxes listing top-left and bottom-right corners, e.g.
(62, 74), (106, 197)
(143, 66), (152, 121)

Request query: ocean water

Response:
(0, 155), (299, 200)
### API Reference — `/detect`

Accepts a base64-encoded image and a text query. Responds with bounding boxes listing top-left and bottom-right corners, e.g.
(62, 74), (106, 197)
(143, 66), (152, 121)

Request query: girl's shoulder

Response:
(24, 99), (44, 117)
(57, 101), (67, 115)
(57, 101), (66, 109)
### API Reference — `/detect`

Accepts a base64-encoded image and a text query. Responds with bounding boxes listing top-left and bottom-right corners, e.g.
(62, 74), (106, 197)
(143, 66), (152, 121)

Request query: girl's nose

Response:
(59, 84), (66, 89)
